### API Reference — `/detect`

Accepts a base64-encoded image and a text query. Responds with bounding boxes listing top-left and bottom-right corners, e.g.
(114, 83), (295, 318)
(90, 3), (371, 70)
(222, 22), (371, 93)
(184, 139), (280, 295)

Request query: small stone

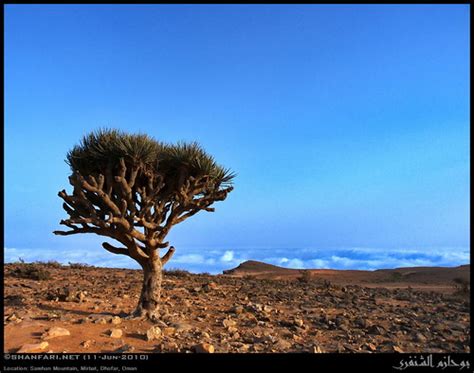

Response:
(42, 327), (71, 340)
(115, 344), (135, 353)
(77, 291), (86, 302)
(414, 333), (428, 343)
(294, 319), (304, 327)
(367, 343), (377, 351)
(227, 326), (238, 334)
(123, 294), (130, 299)
(313, 345), (323, 353)
(201, 332), (211, 339)
(109, 329), (123, 339)
(18, 342), (49, 353)
(7, 314), (18, 321)
(111, 316), (122, 325)
(194, 343), (215, 353)
(354, 317), (367, 328)
(274, 339), (292, 350)
(393, 345), (404, 353)
(230, 306), (244, 315)
(223, 319), (237, 328)
(81, 340), (92, 348)
(203, 282), (218, 291)
(367, 325), (383, 335)
(162, 327), (176, 336)
(292, 334), (304, 343)
(263, 305), (273, 313)
(146, 326), (162, 341)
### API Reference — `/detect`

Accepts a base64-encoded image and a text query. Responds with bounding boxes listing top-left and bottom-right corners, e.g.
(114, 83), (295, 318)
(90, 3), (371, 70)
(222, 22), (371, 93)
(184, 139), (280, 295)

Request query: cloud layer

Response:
(4, 245), (469, 275)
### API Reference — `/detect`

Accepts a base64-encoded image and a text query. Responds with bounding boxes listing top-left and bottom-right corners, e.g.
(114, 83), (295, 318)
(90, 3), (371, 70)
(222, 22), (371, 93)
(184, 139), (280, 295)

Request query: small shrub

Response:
(322, 279), (332, 289)
(68, 262), (93, 269)
(163, 268), (192, 278)
(12, 264), (51, 281)
(453, 277), (470, 295)
(297, 270), (312, 283)
(5, 295), (26, 306)
(38, 260), (63, 268)
(391, 271), (403, 281)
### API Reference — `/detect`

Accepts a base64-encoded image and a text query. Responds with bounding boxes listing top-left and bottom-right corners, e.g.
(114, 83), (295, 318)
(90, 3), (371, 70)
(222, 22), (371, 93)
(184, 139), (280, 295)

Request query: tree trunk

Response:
(132, 259), (162, 321)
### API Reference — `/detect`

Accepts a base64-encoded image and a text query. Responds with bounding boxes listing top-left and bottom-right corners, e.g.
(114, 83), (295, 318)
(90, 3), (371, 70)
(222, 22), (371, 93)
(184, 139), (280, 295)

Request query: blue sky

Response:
(4, 5), (470, 273)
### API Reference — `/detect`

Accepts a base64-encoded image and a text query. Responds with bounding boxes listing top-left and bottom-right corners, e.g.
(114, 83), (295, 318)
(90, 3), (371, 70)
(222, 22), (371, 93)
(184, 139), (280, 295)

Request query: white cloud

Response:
(287, 258), (304, 269)
(5, 246), (469, 273)
(220, 250), (234, 262)
(172, 254), (206, 264)
(310, 259), (330, 269)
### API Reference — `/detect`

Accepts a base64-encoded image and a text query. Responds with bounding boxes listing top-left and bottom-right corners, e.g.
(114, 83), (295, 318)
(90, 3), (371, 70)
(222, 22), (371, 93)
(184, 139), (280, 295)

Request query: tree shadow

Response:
(37, 303), (116, 317)
(124, 332), (146, 341)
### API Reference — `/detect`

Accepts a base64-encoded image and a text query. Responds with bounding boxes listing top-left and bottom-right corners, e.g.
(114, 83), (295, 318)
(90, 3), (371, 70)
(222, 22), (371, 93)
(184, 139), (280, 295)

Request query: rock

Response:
(354, 317), (367, 328)
(193, 343), (215, 353)
(18, 342), (49, 353)
(263, 305), (273, 313)
(115, 344), (135, 353)
(414, 333), (428, 343)
(367, 325), (384, 335)
(201, 332), (211, 339)
(366, 343), (377, 351)
(77, 291), (87, 302)
(292, 334), (304, 343)
(223, 319), (237, 328)
(146, 326), (162, 341)
(227, 326), (238, 334)
(162, 327), (176, 336)
(42, 327), (71, 340)
(203, 282), (218, 291)
(7, 314), (18, 321)
(111, 316), (122, 325)
(230, 305), (244, 315)
(81, 340), (92, 348)
(294, 319), (304, 327)
(312, 345), (323, 353)
(274, 339), (292, 350)
(393, 345), (404, 353)
(109, 329), (123, 339)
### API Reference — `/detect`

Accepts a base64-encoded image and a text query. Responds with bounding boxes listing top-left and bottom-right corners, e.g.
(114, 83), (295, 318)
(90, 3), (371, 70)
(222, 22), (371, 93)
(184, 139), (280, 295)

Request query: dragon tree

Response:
(54, 129), (235, 321)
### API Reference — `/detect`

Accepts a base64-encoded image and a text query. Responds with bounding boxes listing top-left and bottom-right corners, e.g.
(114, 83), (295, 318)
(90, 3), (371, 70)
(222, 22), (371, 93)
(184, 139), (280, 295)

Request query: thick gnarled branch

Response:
(56, 157), (233, 265)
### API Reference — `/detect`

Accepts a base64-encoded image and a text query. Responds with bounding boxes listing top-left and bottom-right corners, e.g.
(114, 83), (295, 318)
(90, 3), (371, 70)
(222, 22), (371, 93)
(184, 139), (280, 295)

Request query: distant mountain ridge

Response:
(223, 260), (470, 285)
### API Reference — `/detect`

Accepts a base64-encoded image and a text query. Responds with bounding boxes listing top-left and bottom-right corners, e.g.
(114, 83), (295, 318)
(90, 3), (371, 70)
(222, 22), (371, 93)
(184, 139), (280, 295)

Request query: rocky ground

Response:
(4, 262), (470, 353)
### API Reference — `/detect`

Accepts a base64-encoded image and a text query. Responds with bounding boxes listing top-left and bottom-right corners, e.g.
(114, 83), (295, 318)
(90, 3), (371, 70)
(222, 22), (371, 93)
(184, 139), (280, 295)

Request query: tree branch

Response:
(161, 246), (175, 265)
(102, 242), (130, 256)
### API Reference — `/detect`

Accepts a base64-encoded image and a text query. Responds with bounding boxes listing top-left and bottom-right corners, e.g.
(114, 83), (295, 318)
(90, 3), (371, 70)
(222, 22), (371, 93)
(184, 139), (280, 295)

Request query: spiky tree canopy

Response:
(54, 129), (235, 266)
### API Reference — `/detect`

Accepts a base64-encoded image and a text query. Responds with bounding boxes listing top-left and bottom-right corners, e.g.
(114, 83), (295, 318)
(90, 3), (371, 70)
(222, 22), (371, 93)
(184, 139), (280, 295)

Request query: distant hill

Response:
(223, 260), (294, 275)
(223, 260), (470, 287)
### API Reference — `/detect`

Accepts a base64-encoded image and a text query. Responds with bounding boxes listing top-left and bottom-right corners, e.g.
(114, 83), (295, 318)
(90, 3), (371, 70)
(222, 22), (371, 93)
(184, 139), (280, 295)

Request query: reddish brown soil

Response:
(4, 262), (470, 353)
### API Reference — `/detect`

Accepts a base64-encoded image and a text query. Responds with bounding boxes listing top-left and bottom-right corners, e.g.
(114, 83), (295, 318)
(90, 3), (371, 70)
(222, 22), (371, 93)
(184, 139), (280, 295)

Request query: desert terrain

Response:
(4, 260), (470, 353)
